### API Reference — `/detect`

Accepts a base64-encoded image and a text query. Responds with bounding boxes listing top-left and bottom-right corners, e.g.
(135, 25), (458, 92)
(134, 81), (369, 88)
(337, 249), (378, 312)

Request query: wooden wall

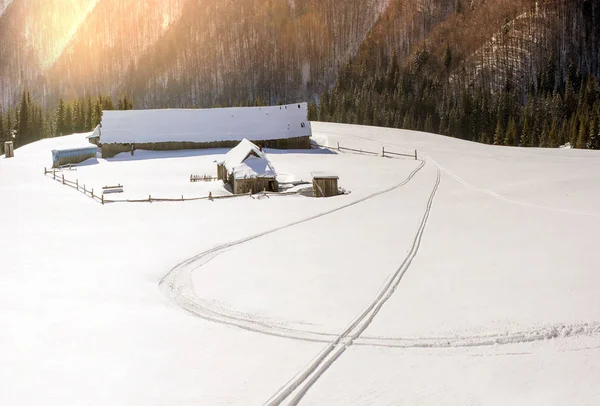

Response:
(231, 177), (278, 195)
(313, 178), (338, 197)
(101, 136), (311, 158)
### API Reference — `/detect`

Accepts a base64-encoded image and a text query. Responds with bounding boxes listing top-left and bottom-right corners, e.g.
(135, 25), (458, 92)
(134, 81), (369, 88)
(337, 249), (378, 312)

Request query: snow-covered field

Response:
(1, 122), (599, 405)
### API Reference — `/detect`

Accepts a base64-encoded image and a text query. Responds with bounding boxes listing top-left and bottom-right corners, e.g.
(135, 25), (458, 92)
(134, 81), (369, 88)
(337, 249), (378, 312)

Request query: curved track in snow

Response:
(159, 159), (426, 339)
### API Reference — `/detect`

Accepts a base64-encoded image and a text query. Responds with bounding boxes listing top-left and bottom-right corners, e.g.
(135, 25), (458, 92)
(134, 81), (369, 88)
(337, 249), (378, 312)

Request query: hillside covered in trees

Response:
(1, 0), (600, 152)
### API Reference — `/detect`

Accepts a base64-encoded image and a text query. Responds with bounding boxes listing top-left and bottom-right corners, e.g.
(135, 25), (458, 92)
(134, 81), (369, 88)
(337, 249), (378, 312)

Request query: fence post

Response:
(92, 189), (94, 199)
(415, 150), (418, 160)
(76, 179), (79, 189)
(84, 185), (86, 195)
(149, 195), (152, 203)
(337, 142), (340, 151)
(382, 147), (385, 157)
(62, 174), (65, 185)
(53, 171), (56, 180)
(101, 194), (104, 205)
(208, 192), (213, 201)
(181, 195), (184, 201)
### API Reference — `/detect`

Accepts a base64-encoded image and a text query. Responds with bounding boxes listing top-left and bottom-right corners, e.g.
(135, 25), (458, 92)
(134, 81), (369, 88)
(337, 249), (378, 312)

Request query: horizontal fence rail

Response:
(43, 167), (304, 205)
(315, 142), (418, 160)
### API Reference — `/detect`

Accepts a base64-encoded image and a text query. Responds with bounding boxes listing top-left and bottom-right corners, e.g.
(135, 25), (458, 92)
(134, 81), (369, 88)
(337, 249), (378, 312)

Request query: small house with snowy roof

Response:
(217, 139), (278, 194)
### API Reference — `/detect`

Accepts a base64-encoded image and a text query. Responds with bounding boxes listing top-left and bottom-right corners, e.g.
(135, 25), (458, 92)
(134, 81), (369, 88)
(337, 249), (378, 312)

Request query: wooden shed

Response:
(219, 139), (278, 195)
(312, 172), (339, 197)
(4, 141), (14, 158)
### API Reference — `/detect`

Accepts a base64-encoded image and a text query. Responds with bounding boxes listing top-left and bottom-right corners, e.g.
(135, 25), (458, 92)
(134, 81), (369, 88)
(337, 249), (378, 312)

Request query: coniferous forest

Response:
(1, 0), (599, 153)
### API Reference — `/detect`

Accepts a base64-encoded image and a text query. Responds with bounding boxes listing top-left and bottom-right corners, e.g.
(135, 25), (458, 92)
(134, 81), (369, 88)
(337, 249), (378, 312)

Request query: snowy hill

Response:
(1, 123), (600, 405)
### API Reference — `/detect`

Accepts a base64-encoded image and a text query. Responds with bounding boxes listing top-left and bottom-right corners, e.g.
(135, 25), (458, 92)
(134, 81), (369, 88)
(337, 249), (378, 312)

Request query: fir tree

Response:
(539, 121), (549, 147)
(56, 98), (66, 137)
(588, 117), (599, 149)
(86, 95), (93, 131)
(548, 118), (559, 148)
(520, 115), (532, 147)
(504, 118), (517, 146)
(493, 119), (504, 145)
(17, 89), (30, 145)
(576, 113), (589, 149)
(64, 103), (74, 135)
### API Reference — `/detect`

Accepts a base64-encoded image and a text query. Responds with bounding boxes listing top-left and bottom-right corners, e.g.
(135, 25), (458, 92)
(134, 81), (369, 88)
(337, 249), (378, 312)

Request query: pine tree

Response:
(576, 113), (589, 149)
(308, 101), (318, 121)
(424, 114), (434, 133)
(56, 98), (66, 137)
(559, 119), (568, 147)
(568, 114), (579, 146)
(17, 89), (30, 145)
(64, 103), (74, 135)
(493, 119), (504, 145)
(588, 117), (599, 149)
(92, 98), (103, 128)
(548, 118), (558, 148)
(520, 115), (531, 147)
(539, 121), (549, 147)
(86, 96), (93, 131)
(504, 118), (517, 146)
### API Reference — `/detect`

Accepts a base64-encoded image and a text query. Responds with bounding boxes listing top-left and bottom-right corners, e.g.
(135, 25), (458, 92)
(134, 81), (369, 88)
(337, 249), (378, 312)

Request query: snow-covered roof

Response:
(99, 103), (311, 144)
(86, 125), (101, 139)
(222, 139), (276, 179)
(311, 171), (339, 179)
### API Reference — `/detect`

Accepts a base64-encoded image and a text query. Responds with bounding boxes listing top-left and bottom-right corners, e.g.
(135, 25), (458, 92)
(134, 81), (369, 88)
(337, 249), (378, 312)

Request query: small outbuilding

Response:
(312, 172), (339, 197)
(4, 141), (14, 158)
(52, 146), (98, 168)
(86, 125), (101, 146)
(218, 139), (278, 194)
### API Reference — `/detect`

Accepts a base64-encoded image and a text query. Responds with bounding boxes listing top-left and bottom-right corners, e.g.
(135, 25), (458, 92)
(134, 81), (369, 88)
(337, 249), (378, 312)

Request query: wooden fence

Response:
(43, 167), (301, 205)
(321, 142), (418, 160)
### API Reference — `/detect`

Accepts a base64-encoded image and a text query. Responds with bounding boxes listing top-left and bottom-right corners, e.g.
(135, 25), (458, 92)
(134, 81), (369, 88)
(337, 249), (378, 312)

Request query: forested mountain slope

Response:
(1, 0), (599, 150)
(318, 0), (600, 149)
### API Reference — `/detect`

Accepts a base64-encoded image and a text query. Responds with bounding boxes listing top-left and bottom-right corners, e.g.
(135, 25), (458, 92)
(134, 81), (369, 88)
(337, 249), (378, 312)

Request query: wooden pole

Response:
(76, 179), (79, 189)
(101, 194), (104, 205)
(149, 195), (152, 203)
(84, 185), (86, 195)
(208, 192), (213, 201)
(62, 174), (65, 185)
(337, 142), (340, 151)
(53, 171), (56, 180)
(382, 147), (385, 157)
(415, 150), (418, 160)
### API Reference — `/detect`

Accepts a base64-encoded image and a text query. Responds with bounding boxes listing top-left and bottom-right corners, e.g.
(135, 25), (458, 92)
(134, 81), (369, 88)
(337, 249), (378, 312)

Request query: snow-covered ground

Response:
(1, 122), (599, 405)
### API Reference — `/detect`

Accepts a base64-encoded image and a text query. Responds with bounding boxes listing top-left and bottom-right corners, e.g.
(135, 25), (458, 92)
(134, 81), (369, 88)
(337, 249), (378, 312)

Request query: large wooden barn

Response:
(97, 103), (312, 158)
(217, 139), (278, 195)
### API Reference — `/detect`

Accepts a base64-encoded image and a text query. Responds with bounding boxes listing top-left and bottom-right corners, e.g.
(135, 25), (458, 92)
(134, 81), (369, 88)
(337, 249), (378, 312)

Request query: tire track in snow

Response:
(159, 160), (426, 339)
(264, 168), (442, 406)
